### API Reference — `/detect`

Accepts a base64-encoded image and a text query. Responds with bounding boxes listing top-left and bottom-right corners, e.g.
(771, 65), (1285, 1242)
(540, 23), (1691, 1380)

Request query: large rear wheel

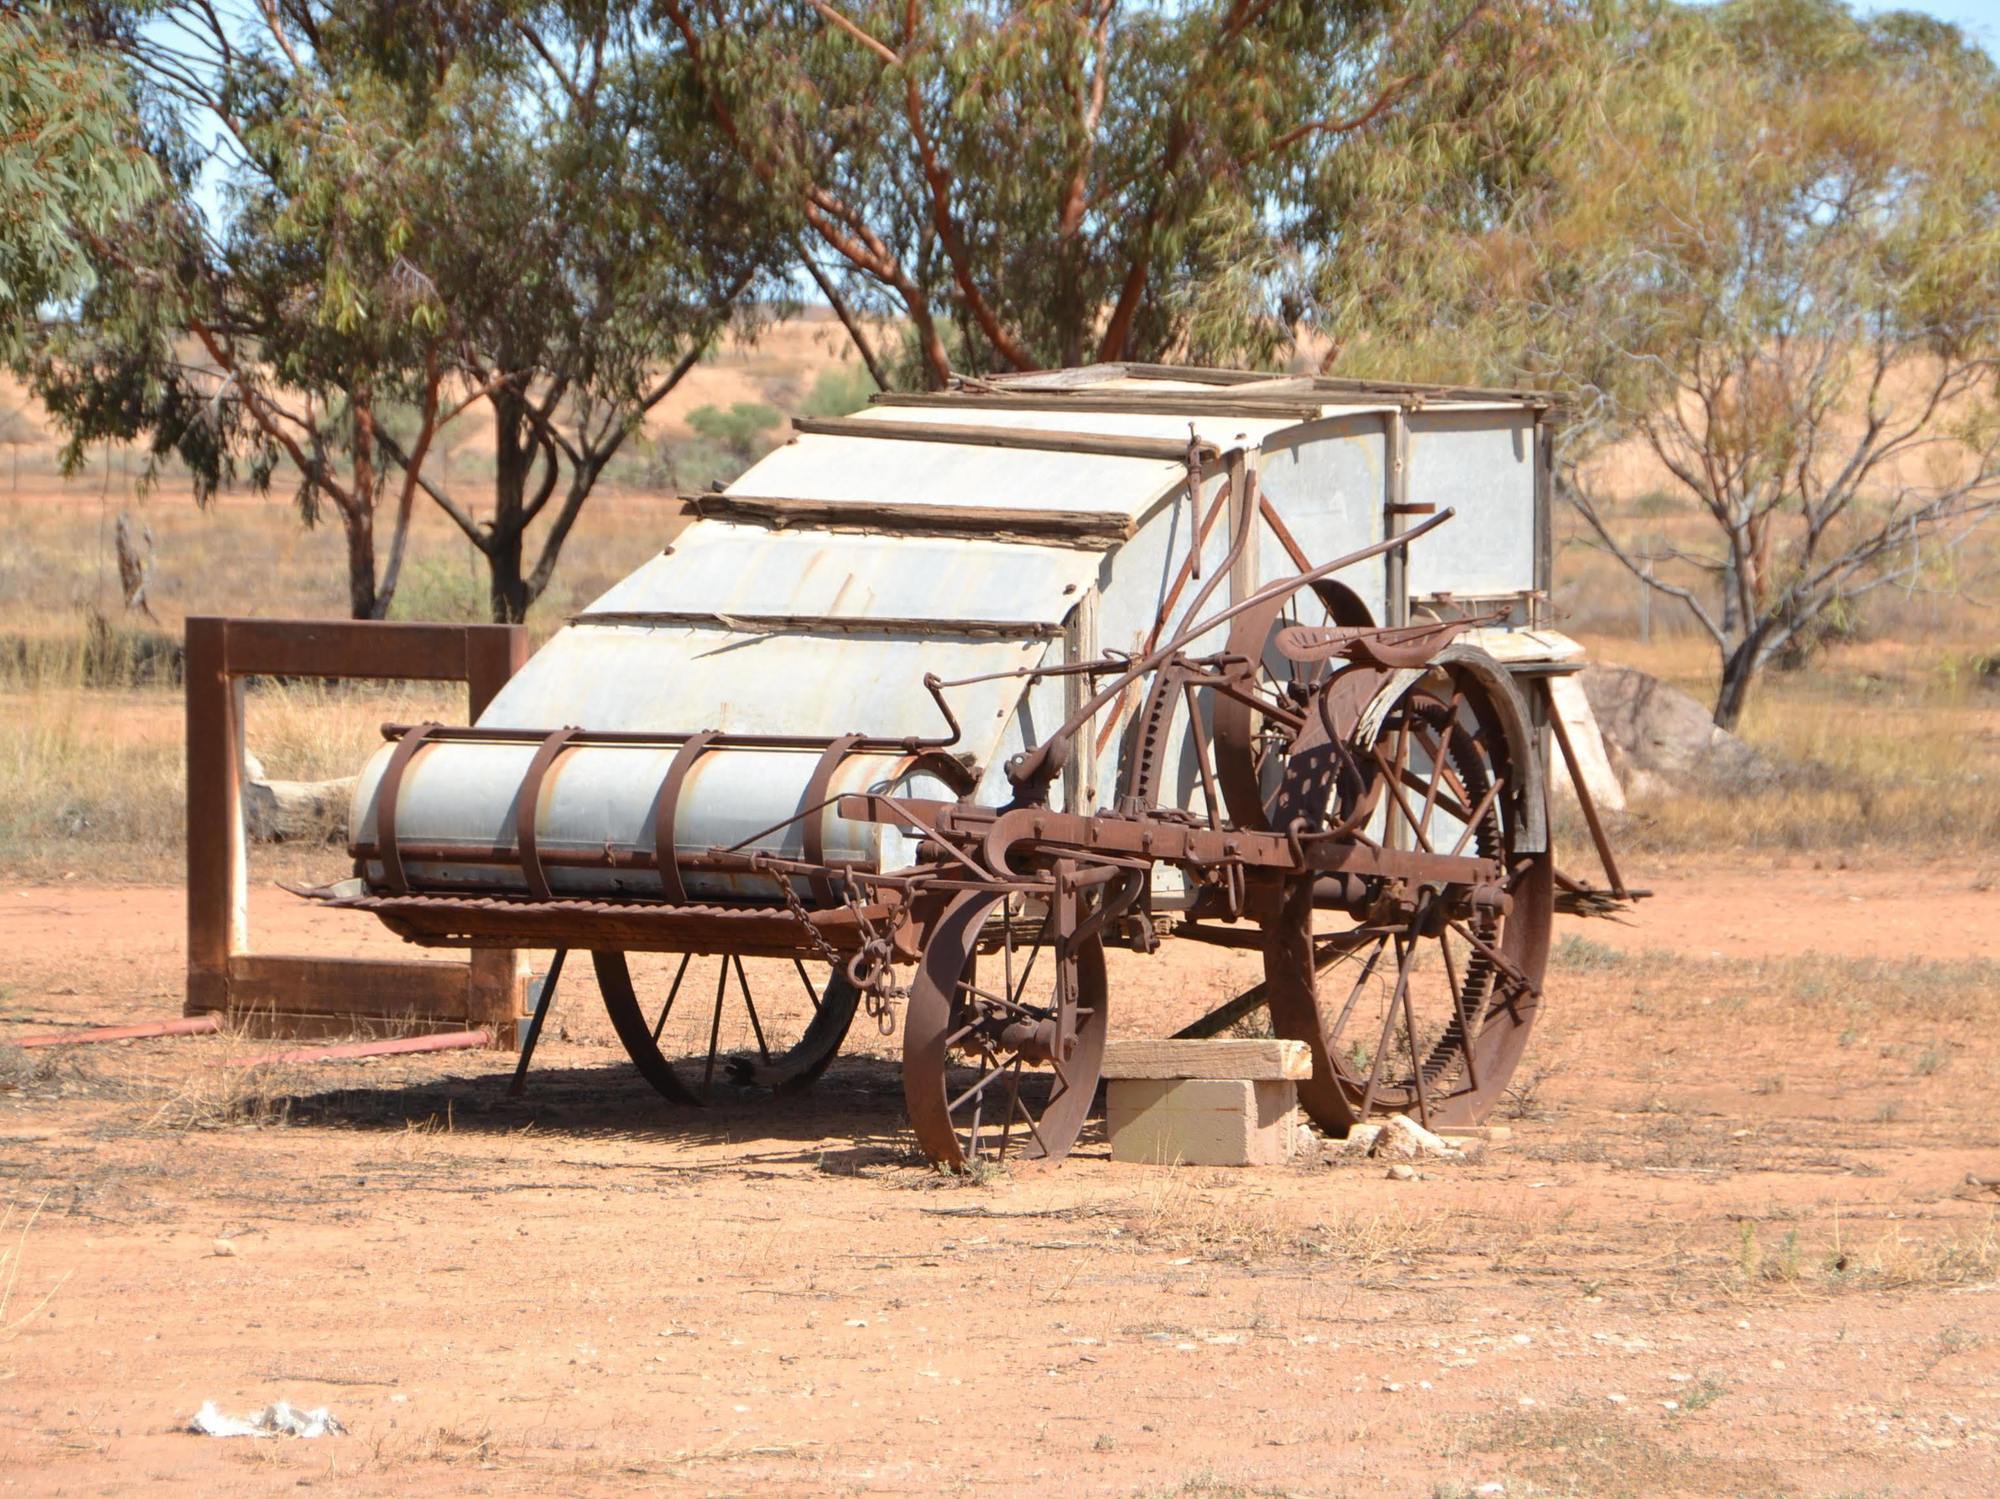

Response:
(1263, 659), (1553, 1132)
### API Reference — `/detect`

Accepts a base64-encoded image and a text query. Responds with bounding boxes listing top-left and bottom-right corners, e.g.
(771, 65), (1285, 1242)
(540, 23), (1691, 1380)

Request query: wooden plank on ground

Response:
(1102, 1038), (1312, 1081)
(217, 955), (475, 1021)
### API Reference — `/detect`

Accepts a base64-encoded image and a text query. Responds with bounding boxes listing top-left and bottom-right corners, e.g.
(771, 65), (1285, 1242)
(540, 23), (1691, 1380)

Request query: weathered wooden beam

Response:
(218, 955), (483, 1021)
(789, 415), (1215, 463)
(872, 391), (1320, 420)
(578, 610), (1062, 640)
(685, 491), (1136, 545)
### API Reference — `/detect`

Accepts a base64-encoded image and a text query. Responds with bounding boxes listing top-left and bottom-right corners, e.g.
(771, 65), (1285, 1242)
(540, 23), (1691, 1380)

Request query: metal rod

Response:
(1542, 679), (1629, 898)
(733, 954), (771, 1065)
(653, 953), (693, 1041)
(1010, 508), (1456, 797)
(508, 947), (567, 1097)
(702, 958), (729, 1096)
(378, 723), (957, 754)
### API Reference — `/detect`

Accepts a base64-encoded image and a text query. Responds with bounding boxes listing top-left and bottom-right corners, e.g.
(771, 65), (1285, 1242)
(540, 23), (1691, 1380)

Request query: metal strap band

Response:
(654, 730), (717, 905)
(515, 727), (582, 902)
(375, 723), (438, 895)
(802, 734), (864, 908)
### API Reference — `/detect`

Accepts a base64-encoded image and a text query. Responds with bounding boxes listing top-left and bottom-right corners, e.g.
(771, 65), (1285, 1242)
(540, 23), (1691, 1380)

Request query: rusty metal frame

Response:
(184, 616), (530, 1046)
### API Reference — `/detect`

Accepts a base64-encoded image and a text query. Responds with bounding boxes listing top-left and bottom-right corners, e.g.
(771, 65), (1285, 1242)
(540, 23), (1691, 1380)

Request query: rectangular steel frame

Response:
(184, 617), (531, 1046)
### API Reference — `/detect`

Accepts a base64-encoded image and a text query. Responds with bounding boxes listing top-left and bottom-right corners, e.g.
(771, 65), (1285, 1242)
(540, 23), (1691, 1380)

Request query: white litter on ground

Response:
(189, 1400), (345, 1438)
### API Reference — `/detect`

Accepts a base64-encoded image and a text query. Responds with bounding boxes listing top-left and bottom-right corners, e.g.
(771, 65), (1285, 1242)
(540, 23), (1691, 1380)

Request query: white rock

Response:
(1368, 1114), (1464, 1161)
(1341, 1122), (1388, 1155)
(1385, 1163), (1418, 1181)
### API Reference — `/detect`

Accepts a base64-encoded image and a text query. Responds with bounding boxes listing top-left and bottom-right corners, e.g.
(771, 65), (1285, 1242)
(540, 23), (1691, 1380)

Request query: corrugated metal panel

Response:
(479, 625), (1057, 749)
(580, 524), (1104, 625)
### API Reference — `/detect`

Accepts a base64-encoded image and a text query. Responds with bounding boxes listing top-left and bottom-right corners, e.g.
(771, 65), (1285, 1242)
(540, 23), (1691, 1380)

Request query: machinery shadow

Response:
(281, 1052), (929, 1171)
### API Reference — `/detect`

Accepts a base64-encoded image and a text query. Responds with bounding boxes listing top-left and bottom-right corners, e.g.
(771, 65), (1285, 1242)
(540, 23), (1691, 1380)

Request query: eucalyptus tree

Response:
(651, 0), (1588, 385)
(20, 3), (779, 621)
(363, 5), (785, 621)
(1319, 0), (2000, 729)
(17, 3), (473, 619)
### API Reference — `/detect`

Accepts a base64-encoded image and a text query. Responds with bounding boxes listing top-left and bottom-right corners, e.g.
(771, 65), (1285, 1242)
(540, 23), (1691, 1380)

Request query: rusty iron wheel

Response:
(1264, 662), (1553, 1133)
(901, 889), (1108, 1170)
(593, 951), (861, 1106)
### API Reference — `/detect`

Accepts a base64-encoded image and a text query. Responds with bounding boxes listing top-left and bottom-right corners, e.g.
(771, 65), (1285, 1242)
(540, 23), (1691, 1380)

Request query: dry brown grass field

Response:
(1, 333), (1997, 1495)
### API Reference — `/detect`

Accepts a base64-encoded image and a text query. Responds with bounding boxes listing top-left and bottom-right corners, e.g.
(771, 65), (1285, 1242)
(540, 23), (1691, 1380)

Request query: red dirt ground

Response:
(1, 861), (1996, 1495)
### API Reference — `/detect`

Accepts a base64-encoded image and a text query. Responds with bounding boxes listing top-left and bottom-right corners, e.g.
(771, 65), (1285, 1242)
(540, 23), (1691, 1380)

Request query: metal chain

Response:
(771, 861), (903, 1034)
(774, 860), (844, 969)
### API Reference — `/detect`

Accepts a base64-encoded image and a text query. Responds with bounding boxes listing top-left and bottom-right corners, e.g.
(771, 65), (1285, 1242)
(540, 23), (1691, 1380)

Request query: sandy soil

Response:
(1, 863), (1996, 1496)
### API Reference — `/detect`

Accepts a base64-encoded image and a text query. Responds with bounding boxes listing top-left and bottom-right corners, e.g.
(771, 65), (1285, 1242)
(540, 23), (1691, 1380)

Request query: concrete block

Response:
(1107, 1077), (1299, 1167)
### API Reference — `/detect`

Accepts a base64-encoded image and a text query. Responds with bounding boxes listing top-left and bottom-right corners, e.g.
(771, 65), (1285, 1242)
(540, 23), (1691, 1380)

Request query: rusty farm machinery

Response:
(301, 365), (1630, 1169)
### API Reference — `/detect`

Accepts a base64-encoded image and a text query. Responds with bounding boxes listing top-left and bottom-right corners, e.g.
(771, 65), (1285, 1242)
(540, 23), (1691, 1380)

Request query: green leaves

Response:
(0, 10), (160, 347)
(661, 0), (1581, 379)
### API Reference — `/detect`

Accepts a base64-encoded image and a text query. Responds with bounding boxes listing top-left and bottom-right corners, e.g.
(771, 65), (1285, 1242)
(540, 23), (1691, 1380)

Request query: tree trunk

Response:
(1713, 634), (1761, 732)
(341, 501), (378, 621)
(487, 391), (532, 623)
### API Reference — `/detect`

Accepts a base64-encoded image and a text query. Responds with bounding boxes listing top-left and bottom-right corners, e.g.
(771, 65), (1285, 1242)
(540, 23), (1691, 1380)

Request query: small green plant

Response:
(685, 400), (781, 462)
(1736, 1222), (1803, 1284)
(1553, 933), (1627, 970)
(1680, 1378), (1727, 1412)
(390, 554), (488, 623)
(800, 362), (879, 418)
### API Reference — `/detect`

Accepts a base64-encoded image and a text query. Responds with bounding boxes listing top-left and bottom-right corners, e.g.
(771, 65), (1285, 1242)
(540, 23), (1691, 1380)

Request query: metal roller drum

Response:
(348, 740), (955, 901)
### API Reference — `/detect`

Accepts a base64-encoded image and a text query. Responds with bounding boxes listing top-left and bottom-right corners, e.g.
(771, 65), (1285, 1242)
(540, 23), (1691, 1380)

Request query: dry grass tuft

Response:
(0, 1194), (68, 1369)
(1734, 1212), (1999, 1293)
(0, 673), (460, 880)
(1471, 1403), (1781, 1499)
(139, 1022), (301, 1130)
(0, 1041), (105, 1100)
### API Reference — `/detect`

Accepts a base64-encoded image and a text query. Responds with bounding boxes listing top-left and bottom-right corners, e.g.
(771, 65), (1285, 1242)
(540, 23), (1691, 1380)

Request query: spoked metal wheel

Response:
(1264, 659), (1553, 1133)
(901, 888), (1109, 1170)
(593, 950), (861, 1105)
